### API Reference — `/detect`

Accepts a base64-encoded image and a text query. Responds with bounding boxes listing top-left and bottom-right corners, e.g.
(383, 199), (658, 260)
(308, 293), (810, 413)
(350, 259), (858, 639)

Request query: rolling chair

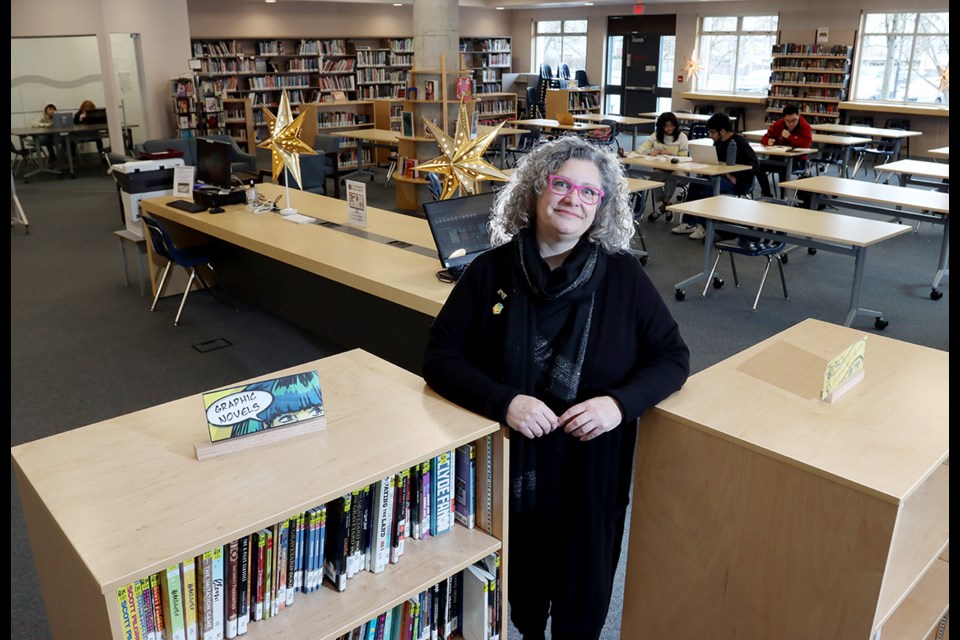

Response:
(313, 133), (344, 199)
(278, 153), (327, 195)
(11, 140), (37, 178)
(590, 119), (622, 154)
(141, 214), (237, 326)
(702, 196), (789, 312)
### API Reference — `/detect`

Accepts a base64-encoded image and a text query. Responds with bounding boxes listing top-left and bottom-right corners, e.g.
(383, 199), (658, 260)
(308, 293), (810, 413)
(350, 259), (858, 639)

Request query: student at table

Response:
(30, 103), (59, 162)
(758, 104), (812, 198)
(633, 111), (689, 215)
(672, 113), (759, 240)
(71, 100), (106, 160)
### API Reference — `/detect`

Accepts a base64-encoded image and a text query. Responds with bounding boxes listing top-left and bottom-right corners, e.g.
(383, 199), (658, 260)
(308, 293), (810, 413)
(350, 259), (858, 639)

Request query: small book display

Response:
(196, 370), (327, 460)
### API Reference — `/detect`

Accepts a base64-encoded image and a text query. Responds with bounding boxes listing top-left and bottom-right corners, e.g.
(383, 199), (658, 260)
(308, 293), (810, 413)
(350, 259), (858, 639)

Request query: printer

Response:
(109, 158), (185, 237)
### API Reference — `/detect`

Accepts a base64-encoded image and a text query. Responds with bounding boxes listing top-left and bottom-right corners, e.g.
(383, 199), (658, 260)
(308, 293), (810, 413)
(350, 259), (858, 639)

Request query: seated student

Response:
(671, 112), (759, 240)
(633, 111), (689, 215)
(71, 100), (106, 159)
(31, 103), (59, 162)
(758, 103), (813, 198)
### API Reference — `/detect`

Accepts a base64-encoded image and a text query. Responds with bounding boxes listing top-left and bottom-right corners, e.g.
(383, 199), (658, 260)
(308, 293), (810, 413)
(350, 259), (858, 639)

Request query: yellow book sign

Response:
(822, 336), (867, 402)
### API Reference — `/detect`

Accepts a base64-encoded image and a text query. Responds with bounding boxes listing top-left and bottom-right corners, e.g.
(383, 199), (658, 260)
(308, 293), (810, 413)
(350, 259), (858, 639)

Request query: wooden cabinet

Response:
(767, 43), (852, 126)
(11, 349), (509, 640)
(459, 37), (511, 93)
(621, 318), (948, 640)
(544, 87), (600, 119)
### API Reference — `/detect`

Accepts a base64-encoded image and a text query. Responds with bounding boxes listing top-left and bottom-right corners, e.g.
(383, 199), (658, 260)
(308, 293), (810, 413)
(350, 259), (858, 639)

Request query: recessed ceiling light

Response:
(265, 0), (276, 3)
(584, 2), (594, 5)
(393, 2), (402, 5)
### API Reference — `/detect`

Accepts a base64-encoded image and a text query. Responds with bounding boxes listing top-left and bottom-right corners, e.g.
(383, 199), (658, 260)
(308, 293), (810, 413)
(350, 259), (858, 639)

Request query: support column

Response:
(414, 0), (460, 129)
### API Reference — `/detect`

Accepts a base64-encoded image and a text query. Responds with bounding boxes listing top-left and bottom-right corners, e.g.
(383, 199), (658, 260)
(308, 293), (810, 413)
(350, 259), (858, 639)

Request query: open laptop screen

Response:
(84, 108), (108, 125)
(422, 191), (497, 276)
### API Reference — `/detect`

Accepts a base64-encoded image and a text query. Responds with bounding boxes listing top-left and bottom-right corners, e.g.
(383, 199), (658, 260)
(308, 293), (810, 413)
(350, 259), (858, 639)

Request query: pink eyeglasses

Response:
(547, 174), (605, 205)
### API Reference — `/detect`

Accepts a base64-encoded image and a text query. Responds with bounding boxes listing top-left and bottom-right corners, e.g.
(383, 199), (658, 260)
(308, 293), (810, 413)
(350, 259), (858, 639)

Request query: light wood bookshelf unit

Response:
(373, 98), (404, 163)
(767, 43), (852, 125)
(459, 37), (512, 93)
(621, 318), (948, 640)
(544, 87), (601, 120)
(223, 97), (255, 153)
(11, 350), (509, 640)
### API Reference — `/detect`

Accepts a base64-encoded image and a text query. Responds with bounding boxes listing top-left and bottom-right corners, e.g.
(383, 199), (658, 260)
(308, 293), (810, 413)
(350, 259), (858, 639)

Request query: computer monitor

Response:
(84, 108), (108, 125)
(422, 190), (497, 280)
(196, 137), (233, 190)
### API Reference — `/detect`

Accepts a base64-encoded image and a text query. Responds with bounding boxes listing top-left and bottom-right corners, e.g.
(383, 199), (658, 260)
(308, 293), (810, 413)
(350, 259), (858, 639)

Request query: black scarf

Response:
(503, 229), (606, 512)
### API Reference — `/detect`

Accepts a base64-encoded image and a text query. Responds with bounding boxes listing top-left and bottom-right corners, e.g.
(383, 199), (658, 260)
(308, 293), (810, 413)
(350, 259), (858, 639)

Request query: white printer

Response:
(109, 158), (186, 237)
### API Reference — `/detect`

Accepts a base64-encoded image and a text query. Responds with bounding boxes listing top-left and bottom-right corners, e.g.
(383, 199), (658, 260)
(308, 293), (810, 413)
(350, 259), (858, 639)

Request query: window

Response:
(697, 15), (778, 94)
(534, 20), (587, 75)
(853, 12), (949, 105)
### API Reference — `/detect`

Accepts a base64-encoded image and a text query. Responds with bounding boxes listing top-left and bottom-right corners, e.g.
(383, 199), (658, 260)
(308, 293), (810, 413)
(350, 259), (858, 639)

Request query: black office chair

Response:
(688, 124), (710, 140)
(885, 118), (911, 160)
(856, 118), (911, 182)
(313, 133), (343, 199)
(11, 140), (36, 178)
(141, 214), (237, 326)
(278, 153), (327, 195)
(574, 70), (590, 87)
(590, 119), (622, 154)
(702, 197), (789, 312)
(506, 126), (543, 167)
(526, 86), (544, 119)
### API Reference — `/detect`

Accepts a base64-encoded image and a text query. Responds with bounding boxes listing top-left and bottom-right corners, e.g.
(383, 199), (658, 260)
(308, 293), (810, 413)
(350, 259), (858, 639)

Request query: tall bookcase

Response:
(170, 77), (199, 139)
(222, 97), (255, 153)
(544, 87), (601, 120)
(766, 43), (853, 125)
(459, 37), (512, 93)
(11, 349), (509, 640)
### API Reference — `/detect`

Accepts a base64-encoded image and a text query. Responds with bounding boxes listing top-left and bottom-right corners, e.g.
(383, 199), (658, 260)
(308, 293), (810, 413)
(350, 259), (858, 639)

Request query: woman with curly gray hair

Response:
(423, 135), (690, 640)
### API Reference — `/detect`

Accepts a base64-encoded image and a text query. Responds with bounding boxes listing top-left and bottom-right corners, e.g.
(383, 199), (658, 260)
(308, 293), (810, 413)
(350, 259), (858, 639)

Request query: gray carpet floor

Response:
(11, 152), (949, 639)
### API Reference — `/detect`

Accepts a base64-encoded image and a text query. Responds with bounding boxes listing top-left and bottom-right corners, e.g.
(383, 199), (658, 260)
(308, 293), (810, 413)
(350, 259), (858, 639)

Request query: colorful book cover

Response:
(361, 485), (374, 572)
(211, 546), (225, 639)
(372, 476), (395, 573)
(181, 559), (199, 640)
(391, 468), (410, 563)
(285, 516), (297, 606)
(137, 577), (155, 640)
(198, 551), (214, 639)
(253, 530), (267, 621)
(316, 504), (327, 590)
(409, 464), (421, 540)
(390, 603), (405, 640)
(274, 520), (288, 615)
(202, 370), (324, 443)
(420, 460), (432, 539)
(263, 527), (274, 620)
(294, 511), (306, 594)
(117, 584), (136, 640)
(236, 536), (250, 635)
(225, 541), (238, 639)
(454, 443), (477, 529)
(455, 77), (474, 101)
(432, 450), (454, 536)
(324, 494), (351, 591)
(161, 564), (186, 640)
(347, 488), (364, 578)
(149, 573), (166, 640)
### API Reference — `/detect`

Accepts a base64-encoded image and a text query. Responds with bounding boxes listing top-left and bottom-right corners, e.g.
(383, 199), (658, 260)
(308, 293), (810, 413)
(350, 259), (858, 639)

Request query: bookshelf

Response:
(222, 97), (255, 153)
(620, 319), (948, 640)
(170, 77), (199, 139)
(459, 37), (512, 93)
(473, 92), (518, 127)
(11, 349), (509, 640)
(766, 43), (853, 125)
(544, 87), (601, 120)
(373, 97), (404, 163)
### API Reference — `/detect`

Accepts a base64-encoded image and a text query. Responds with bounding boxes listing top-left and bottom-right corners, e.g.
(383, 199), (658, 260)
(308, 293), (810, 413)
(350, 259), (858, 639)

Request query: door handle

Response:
(625, 85), (655, 92)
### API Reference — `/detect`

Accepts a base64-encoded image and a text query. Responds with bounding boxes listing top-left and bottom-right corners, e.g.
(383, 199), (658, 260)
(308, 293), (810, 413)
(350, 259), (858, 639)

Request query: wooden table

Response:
(621, 317), (948, 640)
(744, 129), (871, 179)
(12, 123), (132, 179)
(811, 123), (923, 165)
(140, 183), (451, 371)
(874, 159), (949, 188)
(747, 142), (819, 198)
(780, 175), (950, 301)
(927, 146), (949, 161)
(508, 118), (605, 135)
(622, 154), (754, 196)
(666, 195), (910, 328)
(572, 113), (655, 148)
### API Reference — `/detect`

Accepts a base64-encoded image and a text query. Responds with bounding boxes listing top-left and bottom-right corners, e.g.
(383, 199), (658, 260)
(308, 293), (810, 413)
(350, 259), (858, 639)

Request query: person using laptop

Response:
(71, 100), (106, 160)
(672, 112), (759, 240)
(632, 111), (690, 217)
(423, 135), (690, 640)
(30, 103), (59, 163)
(758, 103), (813, 198)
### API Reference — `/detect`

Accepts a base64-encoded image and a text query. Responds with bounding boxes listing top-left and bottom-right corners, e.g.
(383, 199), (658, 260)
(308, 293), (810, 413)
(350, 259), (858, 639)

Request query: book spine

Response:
(316, 504), (327, 590)
(285, 516), (297, 606)
(391, 468), (410, 563)
(211, 546), (225, 639)
(198, 551), (214, 639)
(409, 464), (421, 540)
(117, 584), (136, 640)
(455, 443), (477, 529)
(253, 530), (267, 621)
(347, 488), (363, 578)
(323, 496), (350, 591)
(141, 577), (158, 640)
(433, 450), (454, 536)
(274, 520), (288, 615)
(307, 507), (320, 593)
(294, 511), (306, 594)
(361, 485), (374, 572)
(150, 573), (167, 640)
(420, 460), (432, 539)
(263, 527), (274, 620)
(224, 542), (238, 638)
(161, 564), (187, 640)
(236, 536), (250, 635)
(182, 559), (199, 640)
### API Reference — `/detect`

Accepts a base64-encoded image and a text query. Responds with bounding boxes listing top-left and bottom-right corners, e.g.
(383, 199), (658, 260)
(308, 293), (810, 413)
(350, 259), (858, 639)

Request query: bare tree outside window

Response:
(698, 15), (778, 94)
(854, 12), (949, 105)
(535, 20), (588, 75)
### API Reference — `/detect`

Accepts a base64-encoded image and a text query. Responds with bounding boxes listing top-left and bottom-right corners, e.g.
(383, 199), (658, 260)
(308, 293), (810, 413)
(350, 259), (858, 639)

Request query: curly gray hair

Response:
(488, 135), (635, 253)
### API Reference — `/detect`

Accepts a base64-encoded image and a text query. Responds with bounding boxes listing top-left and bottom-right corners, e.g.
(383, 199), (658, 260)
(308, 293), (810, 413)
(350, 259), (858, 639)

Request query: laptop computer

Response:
(84, 108), (108, 125)
(422, 190), (497, 281)
(556, 112), (575, 126)
(690, 143), (720, 165)
(52, 112), (73, 128)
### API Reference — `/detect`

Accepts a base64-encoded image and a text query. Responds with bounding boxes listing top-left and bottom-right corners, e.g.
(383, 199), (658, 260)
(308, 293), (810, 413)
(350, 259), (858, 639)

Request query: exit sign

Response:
(633, 3), (644, 14)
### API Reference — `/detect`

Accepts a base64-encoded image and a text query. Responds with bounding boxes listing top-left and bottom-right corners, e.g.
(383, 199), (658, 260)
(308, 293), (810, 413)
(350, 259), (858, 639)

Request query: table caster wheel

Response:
(874, 317), (889, 330)
(713, 276), (724, 289)
(930, 288), (943, 300)
(665, 212), (674, 222)
(647, 211), (661, 222)
(780, 254), (789, 264)
(639, 255), (649, 266)
(808, 247), (817, 255)
(675, 289), (685, 301)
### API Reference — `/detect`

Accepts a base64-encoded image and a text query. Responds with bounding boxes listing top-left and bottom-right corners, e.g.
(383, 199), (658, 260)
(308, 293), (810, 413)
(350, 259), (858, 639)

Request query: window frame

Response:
(532, 19), (588, 74)
(851, 11), (949, 106)
(694, 14), (779, 95)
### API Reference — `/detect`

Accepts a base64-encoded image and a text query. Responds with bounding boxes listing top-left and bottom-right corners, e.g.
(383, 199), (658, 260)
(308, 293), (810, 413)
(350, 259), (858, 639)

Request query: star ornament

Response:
(418, 98), (511, 200)
(937, 64), (949, 93)
(683, 56), (703, 81)
(257, 90), (316, 189)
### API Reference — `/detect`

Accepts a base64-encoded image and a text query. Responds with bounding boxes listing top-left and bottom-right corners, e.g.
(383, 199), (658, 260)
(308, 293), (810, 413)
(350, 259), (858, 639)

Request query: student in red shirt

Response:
(758, 104), (813, 198)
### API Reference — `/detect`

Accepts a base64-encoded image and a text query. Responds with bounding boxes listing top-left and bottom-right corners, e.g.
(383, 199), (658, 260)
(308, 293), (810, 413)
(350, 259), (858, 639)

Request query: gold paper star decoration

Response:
(258, 90), (316, 189)
(937, 64), (949, 93)
(418, 98), (511, 200)
(683, 56), (703, 81)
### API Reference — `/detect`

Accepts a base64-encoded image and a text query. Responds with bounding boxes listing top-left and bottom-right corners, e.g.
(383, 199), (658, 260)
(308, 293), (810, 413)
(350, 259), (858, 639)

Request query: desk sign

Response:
(821, 336), (866, 403)
(346, 179), (368, 228)
(195, 370), (327, 460)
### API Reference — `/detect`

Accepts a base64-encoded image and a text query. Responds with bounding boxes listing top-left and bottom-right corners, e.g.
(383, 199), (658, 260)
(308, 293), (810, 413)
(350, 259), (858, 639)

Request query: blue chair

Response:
(278, 153), (327, 195)
(141, 214), (236, 326)
(574, 70), (590, 87)
(525, 86), (544, 119)
(426, 171), (443, 200)
(702, 197), (789, 312)
(559, 63), (571, 81)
